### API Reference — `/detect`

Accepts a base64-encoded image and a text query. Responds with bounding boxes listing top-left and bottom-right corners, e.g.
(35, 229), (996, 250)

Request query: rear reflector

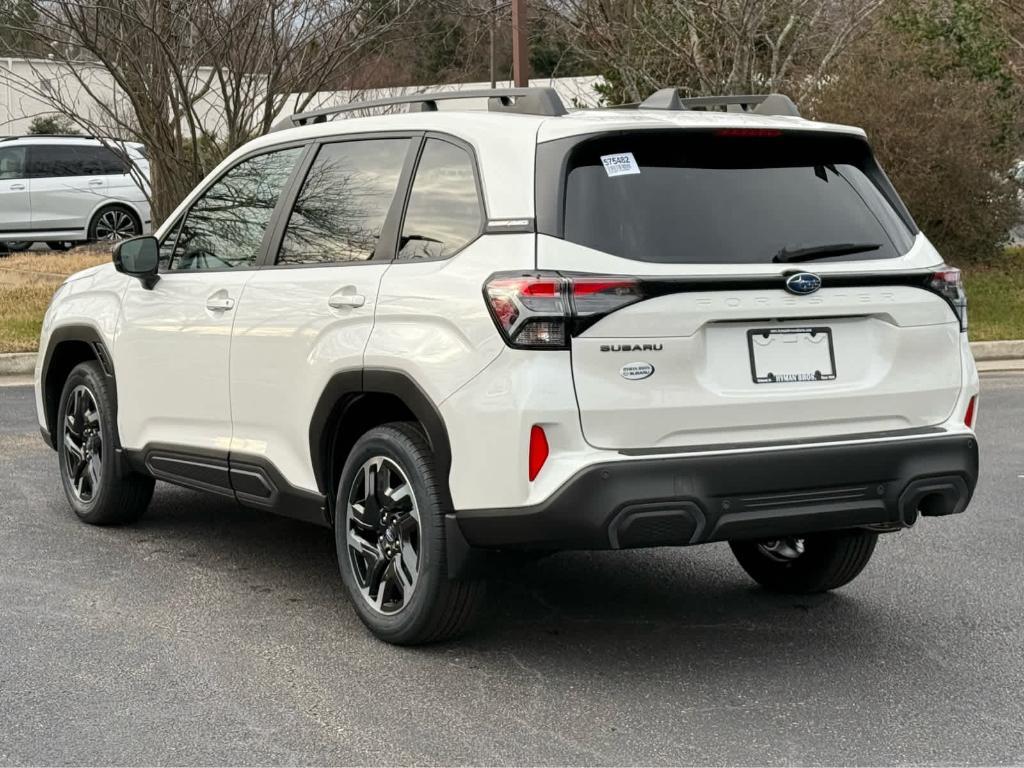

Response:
(528, 425), (549, 481)
(964, 396), (977, 428)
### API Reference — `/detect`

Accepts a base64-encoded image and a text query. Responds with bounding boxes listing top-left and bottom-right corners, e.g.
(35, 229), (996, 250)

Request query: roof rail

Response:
(638, 90), (801, 117)
(271, 87), (568, 132)
(0, 133), (98, 141)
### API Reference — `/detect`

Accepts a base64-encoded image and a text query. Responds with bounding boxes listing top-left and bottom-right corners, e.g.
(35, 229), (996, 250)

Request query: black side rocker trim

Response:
(125, 444), (328, 527)
(455, 435), (978, 551)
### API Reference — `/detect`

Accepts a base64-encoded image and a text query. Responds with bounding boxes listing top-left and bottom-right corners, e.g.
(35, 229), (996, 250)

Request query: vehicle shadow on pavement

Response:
(128, 484), (887, 658)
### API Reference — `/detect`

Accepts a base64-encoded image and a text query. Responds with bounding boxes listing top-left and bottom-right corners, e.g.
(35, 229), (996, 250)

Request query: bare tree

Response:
(813, 14), (1022, 264)
(545, 0), (887, 104)
(4, 0), (415, 222)
(994, 0), (1024, 86)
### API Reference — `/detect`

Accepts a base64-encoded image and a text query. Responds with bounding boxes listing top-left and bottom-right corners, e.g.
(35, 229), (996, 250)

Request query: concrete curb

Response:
(969, 340), (1024, 361)
(0, 353), (36, 377)
(1, 340), (1023, 379)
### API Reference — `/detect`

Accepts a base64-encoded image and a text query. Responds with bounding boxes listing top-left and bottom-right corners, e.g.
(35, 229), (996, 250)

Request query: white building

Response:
(1, 55), (603, 137)
(0, 56), (255, 137)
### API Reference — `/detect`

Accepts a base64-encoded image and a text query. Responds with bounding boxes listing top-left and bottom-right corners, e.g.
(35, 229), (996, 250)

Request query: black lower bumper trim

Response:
(455, 435), (978, 550)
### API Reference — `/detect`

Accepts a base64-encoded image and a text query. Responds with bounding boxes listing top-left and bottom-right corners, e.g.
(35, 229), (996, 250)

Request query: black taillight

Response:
(484, 273), (643, 349)
(927, 267), (967, 332)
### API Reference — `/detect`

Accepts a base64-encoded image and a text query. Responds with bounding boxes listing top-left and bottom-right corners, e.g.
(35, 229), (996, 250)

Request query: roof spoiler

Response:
(637, 91), (801, 117)
(272, 87), (568, 132)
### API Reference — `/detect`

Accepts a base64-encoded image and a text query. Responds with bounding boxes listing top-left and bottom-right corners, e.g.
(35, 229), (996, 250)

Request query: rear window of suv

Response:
(537, 130), (917, 265)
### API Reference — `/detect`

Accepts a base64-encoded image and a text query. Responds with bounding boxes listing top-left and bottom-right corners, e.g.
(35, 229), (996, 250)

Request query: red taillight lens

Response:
(528, 425), (549, 481)
(571, 277), (642, 318)
(484, 273), (643, 349)
(927, 267), (968, 332)
(484, 276), (569, 348)
(964, 396), (977, 428)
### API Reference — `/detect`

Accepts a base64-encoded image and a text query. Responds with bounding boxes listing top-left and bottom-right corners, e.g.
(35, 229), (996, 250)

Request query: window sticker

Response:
(601, 152), (640, 177)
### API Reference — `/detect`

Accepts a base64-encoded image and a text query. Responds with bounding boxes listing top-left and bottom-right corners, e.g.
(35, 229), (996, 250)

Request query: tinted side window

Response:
(168, 147), (302, 272)
(277, 138), (409, 265)
(158, 218), (183, 270)
(28, 145), (87, 178)
(25, 145), (125, 177)
(82, 146), (129, 175)
(398, 139), (482, 260)
(0, 146), (26, 179)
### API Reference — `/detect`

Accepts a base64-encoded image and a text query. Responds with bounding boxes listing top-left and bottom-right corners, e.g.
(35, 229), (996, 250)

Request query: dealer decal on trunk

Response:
(620, 362), (655, 381)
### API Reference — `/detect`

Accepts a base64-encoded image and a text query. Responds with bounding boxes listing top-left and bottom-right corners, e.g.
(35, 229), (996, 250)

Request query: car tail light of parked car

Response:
(484, 274), (643, 349)
(927, 267), (968, 331)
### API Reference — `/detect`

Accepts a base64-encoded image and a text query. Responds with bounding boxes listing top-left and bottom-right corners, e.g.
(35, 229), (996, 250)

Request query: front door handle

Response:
(328, 292), (366, 309)
(206, 296), (235, 312)
(88, 179), (104, 187)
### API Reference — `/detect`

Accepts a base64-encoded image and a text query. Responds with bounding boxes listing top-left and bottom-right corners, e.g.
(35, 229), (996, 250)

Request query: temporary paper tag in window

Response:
(601, 152), (640, 177)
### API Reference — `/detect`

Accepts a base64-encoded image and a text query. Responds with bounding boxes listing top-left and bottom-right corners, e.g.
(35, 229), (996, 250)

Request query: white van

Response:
(0, 135), (150, 252)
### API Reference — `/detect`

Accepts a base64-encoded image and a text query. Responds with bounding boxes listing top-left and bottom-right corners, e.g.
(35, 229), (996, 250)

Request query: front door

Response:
(114, 145), (305, 455)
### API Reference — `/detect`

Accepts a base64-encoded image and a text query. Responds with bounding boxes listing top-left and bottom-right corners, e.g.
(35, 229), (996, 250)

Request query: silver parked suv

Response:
(0, 135), (151, 252)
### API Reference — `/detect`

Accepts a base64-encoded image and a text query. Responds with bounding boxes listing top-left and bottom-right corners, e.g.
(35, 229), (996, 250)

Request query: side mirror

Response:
(113, 236), (160, 289)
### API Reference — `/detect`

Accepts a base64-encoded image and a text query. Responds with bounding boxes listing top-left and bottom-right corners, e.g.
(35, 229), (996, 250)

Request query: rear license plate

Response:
(747, 327), (836, 384)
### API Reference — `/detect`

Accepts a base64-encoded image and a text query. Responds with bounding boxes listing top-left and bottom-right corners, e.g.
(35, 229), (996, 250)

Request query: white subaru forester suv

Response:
(35, 89), (980, 644)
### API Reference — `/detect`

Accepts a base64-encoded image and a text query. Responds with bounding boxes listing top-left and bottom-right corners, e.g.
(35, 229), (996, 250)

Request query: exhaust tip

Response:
(898, 476), (969, 523)
(917, 492), (954, 518)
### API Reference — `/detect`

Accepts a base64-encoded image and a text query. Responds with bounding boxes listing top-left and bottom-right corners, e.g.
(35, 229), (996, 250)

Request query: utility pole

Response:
(489, 0), (497, 88)
(511, 0), (528, 87)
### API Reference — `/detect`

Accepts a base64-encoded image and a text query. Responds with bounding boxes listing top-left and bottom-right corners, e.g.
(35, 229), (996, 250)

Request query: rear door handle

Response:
(206, 296), (235, 311)
(328, 291), (366, 309)
(88, 179), (104, 187)
(10, 183), (25, 190)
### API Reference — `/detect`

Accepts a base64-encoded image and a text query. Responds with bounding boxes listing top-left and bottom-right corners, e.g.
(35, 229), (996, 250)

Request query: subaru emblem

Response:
(785, 272), (822, 295)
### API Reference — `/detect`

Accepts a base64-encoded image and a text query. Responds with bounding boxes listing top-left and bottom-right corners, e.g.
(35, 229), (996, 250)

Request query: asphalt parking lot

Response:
(1, 375), (1022, 766)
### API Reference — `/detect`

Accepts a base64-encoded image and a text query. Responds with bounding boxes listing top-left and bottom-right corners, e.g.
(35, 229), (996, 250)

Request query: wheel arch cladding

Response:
(309, 369), (454, 522)
(40, 325), (115, 450)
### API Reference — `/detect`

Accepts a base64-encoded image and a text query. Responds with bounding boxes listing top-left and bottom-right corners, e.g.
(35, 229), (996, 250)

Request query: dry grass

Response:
(0, 244), (112, 353)
(963, 247), (1024, 342)
(0, 283), (57, 353)
(0, 244), (111, 278)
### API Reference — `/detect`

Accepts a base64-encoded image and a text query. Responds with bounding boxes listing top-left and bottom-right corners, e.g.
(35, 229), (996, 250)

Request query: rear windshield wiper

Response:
(772, 242), (882, 263)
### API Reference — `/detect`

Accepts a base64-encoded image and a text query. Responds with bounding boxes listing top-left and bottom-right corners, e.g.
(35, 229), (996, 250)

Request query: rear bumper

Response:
(454, 434), (978, 551)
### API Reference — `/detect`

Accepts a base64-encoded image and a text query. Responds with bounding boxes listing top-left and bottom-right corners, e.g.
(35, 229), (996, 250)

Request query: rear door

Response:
(27, 144), (107, 231)
(228, 134), (417, 493)
(0, 144), (30, 233)
(535, 129), (963, 450)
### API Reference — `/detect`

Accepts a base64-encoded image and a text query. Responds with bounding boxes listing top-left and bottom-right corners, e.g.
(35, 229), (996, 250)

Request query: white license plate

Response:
(747, 327), (836, 384)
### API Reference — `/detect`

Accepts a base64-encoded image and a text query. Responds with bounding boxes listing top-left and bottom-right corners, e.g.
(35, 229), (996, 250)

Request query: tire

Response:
(57, 361), (154, 525)
(335, 423), (485, 645)
(87, 205), (140, 242)
(46, 241), (74, 251)
(730, 529), (878, 594)
(3, 241), (33, 251)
